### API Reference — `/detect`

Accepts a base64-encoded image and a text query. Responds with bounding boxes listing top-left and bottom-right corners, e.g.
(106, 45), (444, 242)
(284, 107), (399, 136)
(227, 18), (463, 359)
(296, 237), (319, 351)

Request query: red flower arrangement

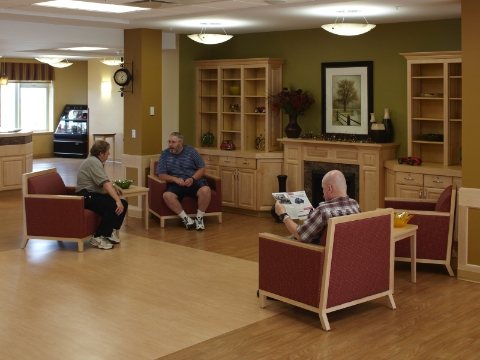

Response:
(270, 86), (315, 116)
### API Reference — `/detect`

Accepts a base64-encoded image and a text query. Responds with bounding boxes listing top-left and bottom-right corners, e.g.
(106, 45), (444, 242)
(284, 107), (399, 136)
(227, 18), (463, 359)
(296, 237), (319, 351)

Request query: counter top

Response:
(384, 159), (462, 177)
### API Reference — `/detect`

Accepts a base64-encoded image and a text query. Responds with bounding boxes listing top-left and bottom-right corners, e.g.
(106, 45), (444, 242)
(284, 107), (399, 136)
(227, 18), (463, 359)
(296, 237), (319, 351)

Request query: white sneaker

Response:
(183, 216), (195, 230)
(196, 217), (205, 231)
(107, 230), (121, 244)
(90, 236), (113, 250)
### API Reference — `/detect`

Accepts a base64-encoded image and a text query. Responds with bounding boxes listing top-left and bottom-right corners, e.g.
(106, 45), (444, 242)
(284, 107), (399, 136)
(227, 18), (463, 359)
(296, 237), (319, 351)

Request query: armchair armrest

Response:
(204, 174), (221, 192)
(385, 197), (436, 211)
(259, 232), (325, 307)
(66, 186), (77, 195)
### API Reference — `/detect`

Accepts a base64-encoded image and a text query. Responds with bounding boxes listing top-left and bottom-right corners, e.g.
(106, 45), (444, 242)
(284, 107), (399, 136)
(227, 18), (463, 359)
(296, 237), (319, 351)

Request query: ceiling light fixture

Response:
(188, 23), (233, 45)
(33, 1), (149, 14)
(0, 56), (8, 85)
(49, 60), (73, 68)
(35, 57), (65, 64)
(100, 58), (123, 66)
(321, 11), (376, 36)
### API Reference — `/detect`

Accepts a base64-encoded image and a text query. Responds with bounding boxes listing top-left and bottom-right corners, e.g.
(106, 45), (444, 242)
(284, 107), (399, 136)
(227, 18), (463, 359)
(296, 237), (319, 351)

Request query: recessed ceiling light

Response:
(33, 1), (149, 14)
(264, 0), (287, 5)
(57, 47), (108, 51)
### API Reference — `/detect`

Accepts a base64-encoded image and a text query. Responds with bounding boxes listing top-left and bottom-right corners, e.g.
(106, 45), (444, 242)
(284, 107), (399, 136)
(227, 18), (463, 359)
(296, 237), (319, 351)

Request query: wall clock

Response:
(113, 68), (132, 87)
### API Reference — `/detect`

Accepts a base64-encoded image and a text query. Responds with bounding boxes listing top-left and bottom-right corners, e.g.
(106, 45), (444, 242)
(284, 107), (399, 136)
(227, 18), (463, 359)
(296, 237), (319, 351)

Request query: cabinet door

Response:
(219, 167), (236, 207)
(385, 169), (396, 197)
(237, 169), (256, 210)
(423, 187), (444, 200)
(1, 156), (24, 190)
(396, 184), (423, 199)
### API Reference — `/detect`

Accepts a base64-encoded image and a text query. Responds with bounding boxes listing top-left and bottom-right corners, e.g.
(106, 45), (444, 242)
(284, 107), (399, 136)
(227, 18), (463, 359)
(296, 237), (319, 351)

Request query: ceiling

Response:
(0, 0), (461, 60)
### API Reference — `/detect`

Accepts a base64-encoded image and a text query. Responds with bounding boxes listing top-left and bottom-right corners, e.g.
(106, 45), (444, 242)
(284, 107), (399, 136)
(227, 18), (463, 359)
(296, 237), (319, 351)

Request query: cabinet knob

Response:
(404, 177), (414, 181)
(419, 189), (423, 198)
(433, 180), (443, 183)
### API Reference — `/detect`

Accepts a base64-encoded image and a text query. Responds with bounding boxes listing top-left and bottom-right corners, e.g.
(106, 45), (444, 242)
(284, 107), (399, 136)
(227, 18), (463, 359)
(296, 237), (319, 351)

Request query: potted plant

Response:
(270, 86), (315, 138)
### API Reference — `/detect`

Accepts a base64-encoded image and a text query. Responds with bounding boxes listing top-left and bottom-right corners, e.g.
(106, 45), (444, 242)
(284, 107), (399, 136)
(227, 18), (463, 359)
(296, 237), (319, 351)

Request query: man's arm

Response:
(103, 181), (125, 215)
(184, 167), (205, 187)
(275, 200), (301, 239)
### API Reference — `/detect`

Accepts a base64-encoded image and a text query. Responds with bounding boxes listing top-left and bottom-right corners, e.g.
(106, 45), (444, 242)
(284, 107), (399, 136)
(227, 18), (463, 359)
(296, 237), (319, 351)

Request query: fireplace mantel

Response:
(279, 139), (399, 211)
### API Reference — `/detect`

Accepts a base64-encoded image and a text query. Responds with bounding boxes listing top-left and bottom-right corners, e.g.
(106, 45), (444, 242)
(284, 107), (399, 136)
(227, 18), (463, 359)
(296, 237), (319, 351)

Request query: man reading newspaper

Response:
(274, 170), (360, 244)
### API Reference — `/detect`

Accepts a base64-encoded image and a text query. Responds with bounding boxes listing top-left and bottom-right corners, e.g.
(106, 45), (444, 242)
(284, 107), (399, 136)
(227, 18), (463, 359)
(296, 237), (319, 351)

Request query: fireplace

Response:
(311, 170), (357, 207)
(304, 161), (359, 207)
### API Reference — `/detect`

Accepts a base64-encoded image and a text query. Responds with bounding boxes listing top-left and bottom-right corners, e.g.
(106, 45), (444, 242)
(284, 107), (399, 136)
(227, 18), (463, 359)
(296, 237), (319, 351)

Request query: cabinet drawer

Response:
(424, 175), (452, 189)
(235, 157), (256, 169)
(395, 172), (423, 186)
(202, 154), (219, 165)
(219, 156), (236, 167)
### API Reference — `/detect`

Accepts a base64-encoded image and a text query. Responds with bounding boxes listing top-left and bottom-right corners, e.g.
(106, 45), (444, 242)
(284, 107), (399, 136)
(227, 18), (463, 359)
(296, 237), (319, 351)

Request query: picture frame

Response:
(321, 61), (373, 139)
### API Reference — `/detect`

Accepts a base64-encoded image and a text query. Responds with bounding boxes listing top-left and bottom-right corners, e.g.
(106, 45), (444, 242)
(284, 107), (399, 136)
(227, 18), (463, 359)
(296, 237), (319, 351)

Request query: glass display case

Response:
(53, 104), (88, 157)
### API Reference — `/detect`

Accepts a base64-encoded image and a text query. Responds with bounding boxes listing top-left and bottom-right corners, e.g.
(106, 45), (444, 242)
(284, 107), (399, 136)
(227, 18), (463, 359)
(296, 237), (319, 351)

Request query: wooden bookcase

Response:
(194, 58), (285, 152)
(401, 51), (462, 166)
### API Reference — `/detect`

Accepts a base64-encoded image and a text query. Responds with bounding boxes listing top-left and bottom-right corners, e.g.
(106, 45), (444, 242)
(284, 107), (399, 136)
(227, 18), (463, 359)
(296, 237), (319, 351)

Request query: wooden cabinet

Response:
(0, 132), (33, 191)
(401, 51), (462, 166)
(199, 150), (283, 211)
(195, 58), (285, 153)
(384, 160), (461, 200)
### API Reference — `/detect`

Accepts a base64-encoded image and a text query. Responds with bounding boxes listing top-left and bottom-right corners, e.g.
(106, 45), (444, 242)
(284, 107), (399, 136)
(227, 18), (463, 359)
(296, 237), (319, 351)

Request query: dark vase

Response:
(271, 175), (288, 222)
(383, 109), (394, 142)
(284, 113), (302, 138)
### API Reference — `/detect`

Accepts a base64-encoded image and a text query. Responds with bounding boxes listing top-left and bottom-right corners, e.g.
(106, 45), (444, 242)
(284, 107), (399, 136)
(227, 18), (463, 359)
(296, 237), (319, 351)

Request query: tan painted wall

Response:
(162, 35), (179, 150)
(87, 59), (124, 162)
(462, 0), (480, 265)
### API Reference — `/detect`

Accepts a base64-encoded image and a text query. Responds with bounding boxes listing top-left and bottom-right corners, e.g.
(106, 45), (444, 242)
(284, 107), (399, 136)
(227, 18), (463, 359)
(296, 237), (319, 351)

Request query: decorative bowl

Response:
(229, 86), (240, 95)
(114, 179), (134, 189)
(394, 211), (414, 228)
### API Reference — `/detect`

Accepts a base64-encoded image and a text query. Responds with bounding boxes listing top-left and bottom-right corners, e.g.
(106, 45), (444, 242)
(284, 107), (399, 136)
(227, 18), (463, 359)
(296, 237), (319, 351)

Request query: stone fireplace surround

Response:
(279, 139), (399, 212)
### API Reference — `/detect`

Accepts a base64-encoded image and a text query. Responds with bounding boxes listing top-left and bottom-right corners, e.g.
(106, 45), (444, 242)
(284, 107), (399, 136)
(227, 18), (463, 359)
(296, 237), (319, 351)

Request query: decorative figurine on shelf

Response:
(255, 134), (265, 150)
(201, 131), (215, 147)
(398, 156), (422, 166)
(230, 104), (240, 112)
(220, 140), (236, 150)
(255, 106), (266, 113)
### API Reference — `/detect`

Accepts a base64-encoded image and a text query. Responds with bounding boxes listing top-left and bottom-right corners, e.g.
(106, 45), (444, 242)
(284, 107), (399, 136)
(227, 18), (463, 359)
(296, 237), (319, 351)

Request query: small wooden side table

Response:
(92, 133), (116, 163)
(121, 185), (149, 230)
(392, 224), (418, 283)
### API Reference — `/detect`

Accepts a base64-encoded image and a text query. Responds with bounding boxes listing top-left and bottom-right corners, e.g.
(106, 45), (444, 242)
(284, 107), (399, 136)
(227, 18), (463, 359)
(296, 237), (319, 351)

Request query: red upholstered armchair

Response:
(148, 158), (222, 227)
(22, 168), (101, 252)
(385, 184), (457, 276)
(259, 208), (396, 331)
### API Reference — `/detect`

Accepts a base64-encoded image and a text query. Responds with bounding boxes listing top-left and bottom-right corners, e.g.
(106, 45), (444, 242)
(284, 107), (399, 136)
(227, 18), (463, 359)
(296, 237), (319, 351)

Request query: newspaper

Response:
(272, 190), (314, 220)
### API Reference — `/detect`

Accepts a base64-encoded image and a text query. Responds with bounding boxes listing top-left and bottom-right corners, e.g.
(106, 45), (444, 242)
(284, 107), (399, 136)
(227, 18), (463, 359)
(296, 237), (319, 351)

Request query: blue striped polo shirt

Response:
(156, 145), (205, 180)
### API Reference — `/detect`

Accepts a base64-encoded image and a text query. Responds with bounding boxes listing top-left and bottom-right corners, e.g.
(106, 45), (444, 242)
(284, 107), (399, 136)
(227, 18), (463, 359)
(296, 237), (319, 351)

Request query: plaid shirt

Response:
(297, 196), (360, 244)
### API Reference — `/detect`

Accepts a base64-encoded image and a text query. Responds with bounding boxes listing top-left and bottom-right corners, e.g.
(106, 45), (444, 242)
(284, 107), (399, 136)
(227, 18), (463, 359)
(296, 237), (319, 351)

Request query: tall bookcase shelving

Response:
(194, 58), (285, 212)
(402, 51), (462, 166)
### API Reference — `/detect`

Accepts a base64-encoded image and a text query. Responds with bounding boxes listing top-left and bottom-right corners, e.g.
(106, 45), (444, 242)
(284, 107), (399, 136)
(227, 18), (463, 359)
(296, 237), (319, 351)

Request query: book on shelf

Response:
(272, 190), (314, 220)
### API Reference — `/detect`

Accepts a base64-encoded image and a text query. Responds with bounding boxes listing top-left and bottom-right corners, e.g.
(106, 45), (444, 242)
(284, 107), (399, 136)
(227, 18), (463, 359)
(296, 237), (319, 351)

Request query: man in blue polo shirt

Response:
(156, 132), (211, 230)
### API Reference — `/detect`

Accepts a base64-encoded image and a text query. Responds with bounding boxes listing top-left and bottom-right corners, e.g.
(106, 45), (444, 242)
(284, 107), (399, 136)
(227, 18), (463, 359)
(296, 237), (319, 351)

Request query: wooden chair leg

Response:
(21, 237), (29, 249)
(259, 292), (267, 308)
(387, 294), (396, 310)
(218, 213), (222, 224)
(160, 218), (165, 228)
(78, 241), (84, 253)
(319, 312), (330, 331)
(446, 263), (455, 277)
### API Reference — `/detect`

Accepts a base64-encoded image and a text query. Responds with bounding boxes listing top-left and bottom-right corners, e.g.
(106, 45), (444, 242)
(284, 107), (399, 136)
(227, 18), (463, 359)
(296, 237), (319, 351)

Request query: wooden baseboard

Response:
(457, 268), (480, 283)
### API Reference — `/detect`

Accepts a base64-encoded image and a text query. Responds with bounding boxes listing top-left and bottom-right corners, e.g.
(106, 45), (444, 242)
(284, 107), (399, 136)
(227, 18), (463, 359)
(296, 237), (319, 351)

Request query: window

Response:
(0, 82), (53, 131)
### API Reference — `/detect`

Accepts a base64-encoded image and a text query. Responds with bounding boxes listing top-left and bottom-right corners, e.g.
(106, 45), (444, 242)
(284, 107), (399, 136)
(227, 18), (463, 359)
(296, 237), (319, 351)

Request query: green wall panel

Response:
(179, 19), (461, 156)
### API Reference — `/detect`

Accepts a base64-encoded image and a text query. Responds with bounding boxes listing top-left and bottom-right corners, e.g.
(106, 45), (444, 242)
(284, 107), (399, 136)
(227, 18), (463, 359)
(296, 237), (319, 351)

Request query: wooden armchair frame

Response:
(259, 208), (396, 331)
(148, 158), (222, 227)
(385, 184), (457, 276)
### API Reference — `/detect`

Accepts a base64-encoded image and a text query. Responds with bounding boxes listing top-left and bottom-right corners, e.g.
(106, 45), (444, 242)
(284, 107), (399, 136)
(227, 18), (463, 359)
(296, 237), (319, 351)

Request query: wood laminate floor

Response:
(1, 158), (480, 359)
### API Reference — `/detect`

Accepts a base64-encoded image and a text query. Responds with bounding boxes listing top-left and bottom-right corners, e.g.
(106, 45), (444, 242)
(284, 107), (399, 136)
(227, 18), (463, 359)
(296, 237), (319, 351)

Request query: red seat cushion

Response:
(435, 185), (452, 212)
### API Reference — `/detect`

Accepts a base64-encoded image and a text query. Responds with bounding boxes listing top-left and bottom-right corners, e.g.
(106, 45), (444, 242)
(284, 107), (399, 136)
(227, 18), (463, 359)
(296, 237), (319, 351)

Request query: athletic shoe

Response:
(90, 236), (113, 250)
(107, 230), (121, 244)
(183, 216), (195, 230)
(195, 217), (205, 231)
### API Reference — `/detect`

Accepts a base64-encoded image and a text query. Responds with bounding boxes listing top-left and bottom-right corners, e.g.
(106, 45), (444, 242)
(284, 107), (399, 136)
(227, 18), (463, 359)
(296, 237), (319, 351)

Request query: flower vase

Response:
(383, 109), (394, 142)
(284, 114), (302, 138)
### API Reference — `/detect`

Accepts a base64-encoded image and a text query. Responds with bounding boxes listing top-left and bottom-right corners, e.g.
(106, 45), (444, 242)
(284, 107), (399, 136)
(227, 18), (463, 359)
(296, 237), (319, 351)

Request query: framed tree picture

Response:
(321, 61), (373, 139)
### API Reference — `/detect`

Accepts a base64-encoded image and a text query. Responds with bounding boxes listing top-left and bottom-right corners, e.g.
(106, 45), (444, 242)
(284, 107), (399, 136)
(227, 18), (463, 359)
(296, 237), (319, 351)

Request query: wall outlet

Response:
(132, 129), (136, 138)
(150, 107), (155, 116)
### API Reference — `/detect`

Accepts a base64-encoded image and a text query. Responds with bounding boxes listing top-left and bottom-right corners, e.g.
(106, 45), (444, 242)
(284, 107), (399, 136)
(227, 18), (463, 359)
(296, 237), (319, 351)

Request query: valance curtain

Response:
(1, 62), (55, 81)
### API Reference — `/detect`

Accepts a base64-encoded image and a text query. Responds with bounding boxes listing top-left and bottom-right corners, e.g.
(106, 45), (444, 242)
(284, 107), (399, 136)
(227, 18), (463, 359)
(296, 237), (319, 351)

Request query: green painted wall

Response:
(179, 19), (461, 156)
